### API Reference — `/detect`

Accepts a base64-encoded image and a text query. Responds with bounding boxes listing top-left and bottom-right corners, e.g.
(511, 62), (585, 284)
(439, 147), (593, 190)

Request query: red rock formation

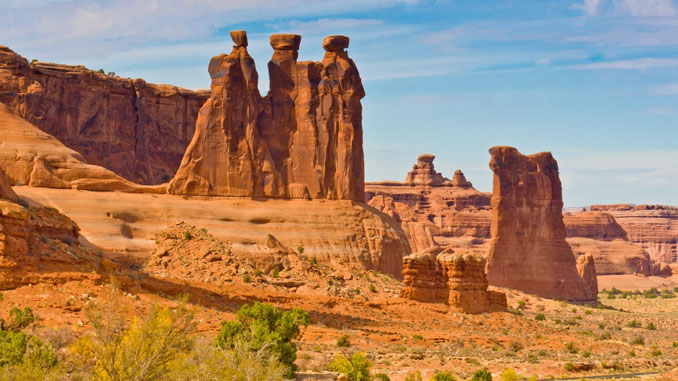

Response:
(0, 45), (209, 185)
(403, 154), (448, 186)
(590, 204), (678, 265)
(576, 253), (598, 296)
(452, 170), (473, 189)
(366, 155), (491, 254)
(0, 168), (18, 203)
(564, 211), (653, 275)
(400, 246), (506, 313)
(485, 146), (596, 302)
(400, 246), (448, 302)
(169, 32), (364, 200)
(0, 101), (163, 193)
(439, 252), (507, 313)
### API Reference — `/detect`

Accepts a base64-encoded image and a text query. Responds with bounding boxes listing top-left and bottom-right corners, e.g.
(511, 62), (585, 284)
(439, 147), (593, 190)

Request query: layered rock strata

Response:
(400, 246), (506, 313)
(485, 146), (596, 302)
(366, 155), (491, 253)
(169, 32), (365, 200)
(564, 211), (653, 275)
(0, 45), (209, 185)
(590, 204), (678, 266)
(0, 102), (163, 193)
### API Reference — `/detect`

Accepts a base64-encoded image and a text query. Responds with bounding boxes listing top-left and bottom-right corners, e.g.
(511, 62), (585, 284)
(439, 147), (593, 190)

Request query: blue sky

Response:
(1, 0), (676, 206)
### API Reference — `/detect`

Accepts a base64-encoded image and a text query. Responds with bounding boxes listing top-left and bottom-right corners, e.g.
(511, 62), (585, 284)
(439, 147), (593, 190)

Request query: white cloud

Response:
(567, 57), (678, 70)
(576, 0), (605, 16)
(615, 0), (677, 17)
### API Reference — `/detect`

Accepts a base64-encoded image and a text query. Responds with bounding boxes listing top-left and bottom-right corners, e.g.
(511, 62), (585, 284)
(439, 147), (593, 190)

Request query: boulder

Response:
(485, 146), (596, 302)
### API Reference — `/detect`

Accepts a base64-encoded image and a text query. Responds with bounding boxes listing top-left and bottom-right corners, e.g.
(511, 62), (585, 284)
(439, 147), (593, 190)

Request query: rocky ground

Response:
(2, 218), (677, 380)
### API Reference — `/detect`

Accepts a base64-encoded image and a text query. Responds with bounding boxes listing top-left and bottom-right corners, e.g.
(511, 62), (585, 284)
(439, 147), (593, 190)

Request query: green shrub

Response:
(471, 367), (492, 381)
(329, 352), (371, 381)
(646, 322), (656, 330)
(370, 285), (377, 293)
(216, 302), (309, 377)
(627, 319), (641, 328)
(183, 231), (192, 240)
(500, 368), (518, 381)
(509, 341), (523, 352)
(631, 335), (645, 345)
(6, 307), (35, 332)
(534, 313), (545, 321)
(651, 346), (662, 357)
(431, 371), (456, 381)
(0, 330), (28, 367)
(565, 342), (578, 354)
(373, 373), (391, 381)
(242, 274), (251, 283)
(517, 301), (526, 309)
(404, 370), (422, 381)
(90, 300), (195, 381)
(598, 331), (612, 340)
(336, 334), (351, 348)
(564, 362), (575, 372)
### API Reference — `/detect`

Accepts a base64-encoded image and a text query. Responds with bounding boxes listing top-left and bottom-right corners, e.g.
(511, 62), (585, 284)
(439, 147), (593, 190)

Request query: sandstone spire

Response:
(485, 146), (597, 302)
(169, 31), (365, 200)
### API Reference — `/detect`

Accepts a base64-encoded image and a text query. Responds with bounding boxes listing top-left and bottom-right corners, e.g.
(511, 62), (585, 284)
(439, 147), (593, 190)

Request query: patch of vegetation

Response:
(216, 302), (309, 378)
(329, 352), (371, 381)
(336, 334), (351, 348)
(627, 319), (641, 328)
(183, 231), (192, 240)
(471, 367), (492, 381)
(431, 371), (457, 381)
(534, 313), (545, 321)
(404, 370), (423, 381)
(565, 342), (578, 354)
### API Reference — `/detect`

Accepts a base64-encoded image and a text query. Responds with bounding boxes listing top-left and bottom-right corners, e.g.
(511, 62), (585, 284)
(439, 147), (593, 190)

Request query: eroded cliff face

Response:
(564, 211), (653, 275)
(0, 101), (163, 193)
(169, 32), (365, 200)
(485, 146), (596, 302)
(366, 155), (491, 254)
(0, 45), (209, 185)
(590, 204), (678, 266)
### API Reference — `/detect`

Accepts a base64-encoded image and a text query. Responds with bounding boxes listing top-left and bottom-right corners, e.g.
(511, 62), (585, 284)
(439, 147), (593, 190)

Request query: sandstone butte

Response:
(169, 32), (365, 200)
(0, 45), (209, 185)
(367, 154), (661, 277)
(485, 146), (597, 302)
(400, 246), (506, 313)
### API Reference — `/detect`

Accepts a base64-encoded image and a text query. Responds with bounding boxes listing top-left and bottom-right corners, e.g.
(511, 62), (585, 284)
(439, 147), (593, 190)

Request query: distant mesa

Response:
(485, 146), (597, 302)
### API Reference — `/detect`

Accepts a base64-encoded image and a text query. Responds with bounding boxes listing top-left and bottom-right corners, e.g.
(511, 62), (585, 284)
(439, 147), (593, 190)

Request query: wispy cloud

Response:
(616, 0), (677, 17)
(567, 57), (678, 70)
